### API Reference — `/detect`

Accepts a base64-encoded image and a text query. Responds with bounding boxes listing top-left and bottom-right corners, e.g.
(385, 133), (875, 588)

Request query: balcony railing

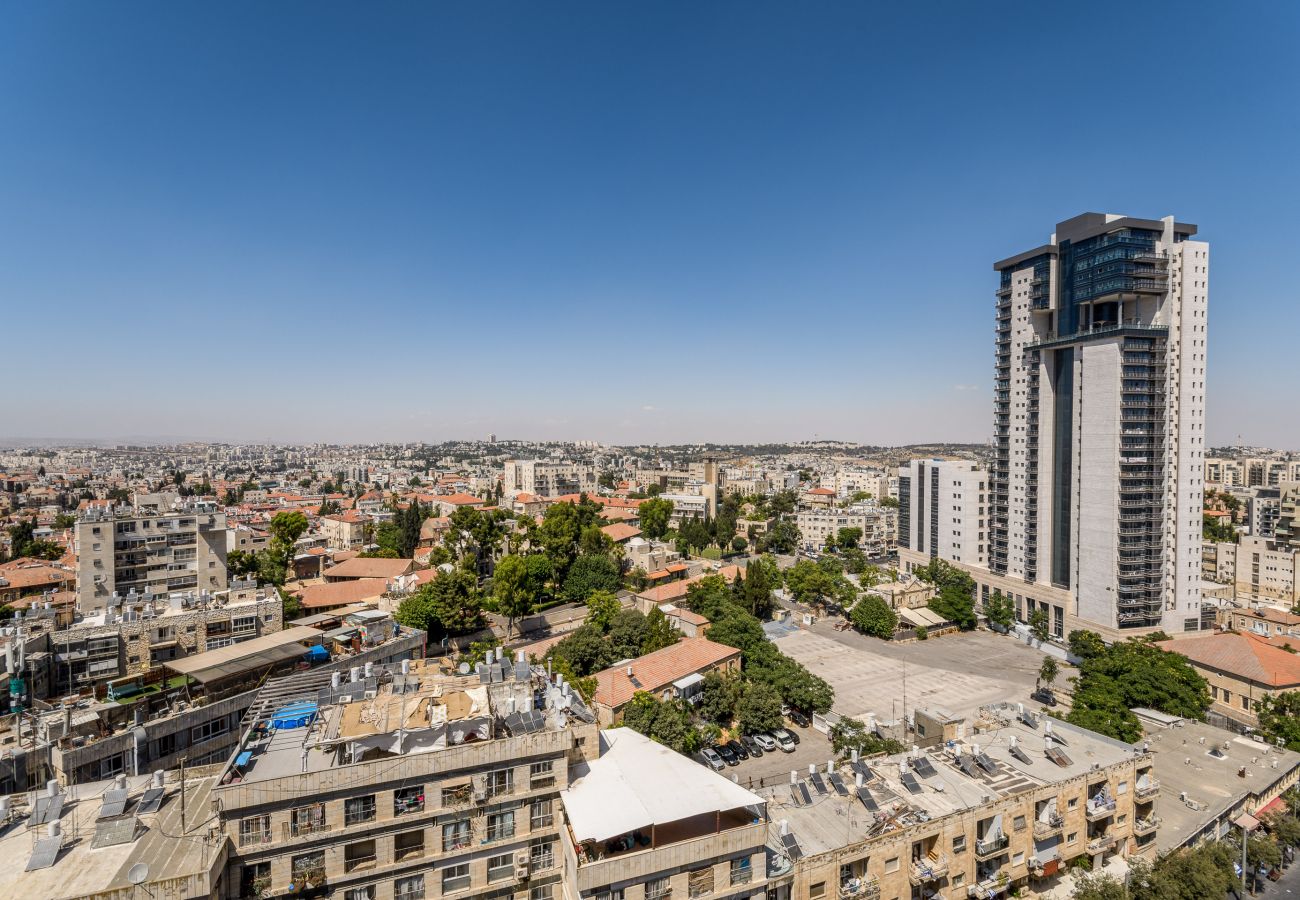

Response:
(1033, 815), (1064, 839)
(975, 834), (1009, 859)
(1135, 779), (1160, 799)
(285, 821), (331, 840)
(910, 856), (948, 884)
(839, 877), (880, 899)
(1086, 797), (1117, 820)
(1087, 834), (1116, 853)
(968, 876), (1010, 898)
(1133, 816), (1161, 835)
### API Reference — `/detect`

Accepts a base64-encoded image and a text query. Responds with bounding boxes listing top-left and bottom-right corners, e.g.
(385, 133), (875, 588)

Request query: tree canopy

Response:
(637, 498), (674, 540)
(849, 594), (897, 639)
(1065, 636), (1209, 743)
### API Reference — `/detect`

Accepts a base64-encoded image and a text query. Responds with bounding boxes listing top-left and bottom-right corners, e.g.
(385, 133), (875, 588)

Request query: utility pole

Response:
(1241, 823), (1248, 896)
(180, 755), (187, 832)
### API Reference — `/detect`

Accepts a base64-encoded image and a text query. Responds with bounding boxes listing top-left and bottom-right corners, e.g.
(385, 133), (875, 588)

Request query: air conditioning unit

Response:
(364, 689), (378, 701)
(515, 851), (531, 880)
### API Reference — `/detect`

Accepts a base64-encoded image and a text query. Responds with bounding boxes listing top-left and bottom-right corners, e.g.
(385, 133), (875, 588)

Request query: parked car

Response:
(771, 729), (797, 752)
(716, 743), (740, 766)
(788, 709), (812, 728)
(725, 739), (749, 761)
(752, 733), (778, 752)
(1031, 688), (1057, 707)
(785, 726), (801, 745)
(700, 748), (725, 771)
(740, 734), (764, 757)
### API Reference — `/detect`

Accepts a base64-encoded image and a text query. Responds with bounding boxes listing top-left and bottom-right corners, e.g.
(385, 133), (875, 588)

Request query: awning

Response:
(673, 673), (704, 692)
(562, 728), (763, 844)
(1256, 796), (1287, 819)
(164, 626), (324, 684)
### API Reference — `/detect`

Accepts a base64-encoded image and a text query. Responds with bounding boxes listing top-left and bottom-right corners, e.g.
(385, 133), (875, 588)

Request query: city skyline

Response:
(3, 3), (1299, 446)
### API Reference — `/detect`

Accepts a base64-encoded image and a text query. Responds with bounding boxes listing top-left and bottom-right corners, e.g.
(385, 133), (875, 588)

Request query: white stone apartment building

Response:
(503, 460), (596, 499)
(321, 510), (372, 550)
(897, 460), (987, 570)
(74, 501), (228, 613)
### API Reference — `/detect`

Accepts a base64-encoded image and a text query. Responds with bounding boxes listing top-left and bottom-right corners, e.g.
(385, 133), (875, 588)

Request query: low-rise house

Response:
(320, 510), (371, 550)
(591, 637), (741, 726)
(322, 556), (417, 582)
(1156, 631), (1300, 728)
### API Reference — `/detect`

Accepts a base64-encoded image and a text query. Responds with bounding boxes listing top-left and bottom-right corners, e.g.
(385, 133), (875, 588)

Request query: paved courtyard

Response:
(774, 621), (1053, 724)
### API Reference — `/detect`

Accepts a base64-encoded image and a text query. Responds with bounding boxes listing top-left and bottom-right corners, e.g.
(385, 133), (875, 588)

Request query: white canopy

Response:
(561, 728), (764, 844)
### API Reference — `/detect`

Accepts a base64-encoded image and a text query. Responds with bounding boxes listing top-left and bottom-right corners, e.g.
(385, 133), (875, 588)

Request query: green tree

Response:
(760, 519), (800, 554)
(640, 606), (680, 655)
(785, 559), (838, 608)
(697, 670), (742, 725)
(1068, 629), (1108, 661)
(584, 590), (622, 631)
(547, 625), (614, 677)
(836, 526), (863, 548)
(1065, 637), (1209, 742)
(1256, 690), (1300, 750)
(637, 498), (675, 541)
(929, 585), (976, 630)
(984, 590), (1015, 630)
(395, 569), (484, 639)
(493, 553), (549, 638)
(731, 535), (748, 553)
(53, 513), (76, 529)
(1203, 513), (1237, 542)
(849, 594), (897, 639)
(1028, 607), (1050, 642)
(737, 681), (784, 734)
(268, 510), (309, 546)
(829, 717), (904, 759)
(1068, 872), (1130, 900)
(562, 554), (622, 603)
(373, 521), (403, 556)
(1039, 656), (1059, 688)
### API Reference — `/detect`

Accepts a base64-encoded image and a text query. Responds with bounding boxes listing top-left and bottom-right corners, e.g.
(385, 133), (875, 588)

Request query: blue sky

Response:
(2, 2), (1297, 447)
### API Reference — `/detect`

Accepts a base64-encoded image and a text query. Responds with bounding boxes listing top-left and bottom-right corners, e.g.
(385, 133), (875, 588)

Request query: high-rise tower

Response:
(989, 213), (1208, 633)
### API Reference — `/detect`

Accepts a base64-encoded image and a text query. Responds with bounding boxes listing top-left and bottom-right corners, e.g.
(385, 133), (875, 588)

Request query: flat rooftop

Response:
(0, 773), (219, 900)
(224, 652), (593, 785)
(762, 709), (1139, 858)
(1141, 716), (1300, 851)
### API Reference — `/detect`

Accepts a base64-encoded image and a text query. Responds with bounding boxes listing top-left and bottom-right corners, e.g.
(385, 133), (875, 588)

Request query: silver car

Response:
(700, 747), (725, 771)
(752, 733), (778, 752)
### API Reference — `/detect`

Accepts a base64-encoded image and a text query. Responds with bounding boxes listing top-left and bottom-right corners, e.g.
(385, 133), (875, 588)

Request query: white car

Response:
(770, 729), (797, 753)
(752, 733), (778, 752)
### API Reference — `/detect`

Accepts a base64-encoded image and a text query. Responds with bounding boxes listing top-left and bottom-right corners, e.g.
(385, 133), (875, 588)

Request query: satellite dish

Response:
(128, 862), (150, 885)
(457, 663), (470, 675)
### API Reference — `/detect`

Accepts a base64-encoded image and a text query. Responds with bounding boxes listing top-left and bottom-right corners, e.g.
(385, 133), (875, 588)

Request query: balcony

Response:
(1132, 814), (1160, 835)
(1033, 815), (1064, 839)
(839, 877), (880, 899)
(968, 877), (1010, 899)
(1086, 797), (1117, 820)
(974, 834), (1009, 860)
(1135, 779), (1160, 799)
(1087, 834), (1116, 853)
(910, 855), (948, 885)
(574, 820), (766, 893)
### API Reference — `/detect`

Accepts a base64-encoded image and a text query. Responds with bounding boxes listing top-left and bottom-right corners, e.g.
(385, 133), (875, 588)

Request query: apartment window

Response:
(952, 834), (966, 853)
(345, 889), (376, 900)
(442, 819), (473, 852)
(531, 838), (556, 871)
(344, 839), (377, 873)
(441, 783), (472, 806)
(885, 857), (899, 873)
(487, 852), (515, 882)
(394, 874), (426, 900)
(238, 814), (271, 846)
(531, 797), (554, 829)
(688, 866), (715, 899)
(290, 803), (327, 837)
(530, 760), (556, 788)
(1013, 815), (1027, 831)
(442, 864), (471, 894)
(809, 882), (826, 900)
(530, 885), (555, 900)
(240, 862), (271, 898)
(1067, 798), (1078, 810)
(487, 810), (516, 842)
(952, 872), (965, 887)
(487, 769), (514, 798)
(191, 718), (230, 744)
(394, 784), (425, 816)
(1067, 832), (1078, 845)
(730, 857), (753, 886)
(344, 794), (376, 827)
(645, 877), (671, 900)
(394, 828), (425, 861)
(291, 851), (326, 887)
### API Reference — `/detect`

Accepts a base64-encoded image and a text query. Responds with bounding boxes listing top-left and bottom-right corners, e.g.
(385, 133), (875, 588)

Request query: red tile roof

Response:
(600, 523), (642, 543)
(323, 557), (416, 581)
(295, 579), (388, 609)
(1157, 631), (1300, 689)
(592, 637), (740, 710)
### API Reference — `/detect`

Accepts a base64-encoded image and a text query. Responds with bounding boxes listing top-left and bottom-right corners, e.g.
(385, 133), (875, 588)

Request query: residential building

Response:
(320, 510), (372, 551)
(211, 649), (596, 900)
(902, 213), (1208, 641)
(74, 501), (229, 613)
(897, 459), (987, 569)
(0, 558), (74, 604)
(1155, 631), (1300, 728)
(1218, 605), (1300, 640)
(659, 492), (709, 524)
(590, 636), (741, 725)
(1203, 536), (1300, 604)
(503, 459), (596, 498)
(323, 556), (418, 582)
(795, 506), (891, 556)
(1247, 487), (1283, 538)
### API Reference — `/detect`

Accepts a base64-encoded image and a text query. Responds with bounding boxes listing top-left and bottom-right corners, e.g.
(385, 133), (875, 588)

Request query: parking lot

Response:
(773, 619), (1053, 724)
(708, 720), (838, 792)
